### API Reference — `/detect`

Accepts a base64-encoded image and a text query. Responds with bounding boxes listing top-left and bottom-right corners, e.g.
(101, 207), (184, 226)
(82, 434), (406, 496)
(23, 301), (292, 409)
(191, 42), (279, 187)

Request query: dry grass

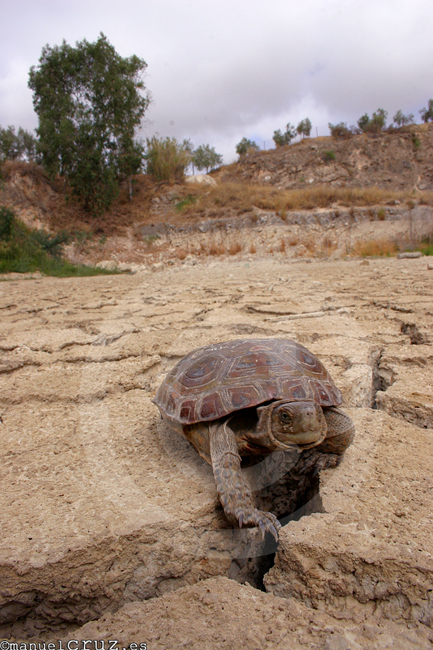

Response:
(320, 234), (338, 256)
(208, 240), (226, 256)
(294, 234), (317, 256)
(303, 235), (317, 253)
(353, 238), (399, 257)
(178, 181), (429, 219)
(175, 248), (187, 260)
(229, 240), (243, 255)
(418, 192), (433, 205)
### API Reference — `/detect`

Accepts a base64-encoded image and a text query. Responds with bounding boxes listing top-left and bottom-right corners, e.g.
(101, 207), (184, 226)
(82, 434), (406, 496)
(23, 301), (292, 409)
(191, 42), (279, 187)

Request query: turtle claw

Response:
(255, 512), (280, 541)
(230, 507), (281, 541)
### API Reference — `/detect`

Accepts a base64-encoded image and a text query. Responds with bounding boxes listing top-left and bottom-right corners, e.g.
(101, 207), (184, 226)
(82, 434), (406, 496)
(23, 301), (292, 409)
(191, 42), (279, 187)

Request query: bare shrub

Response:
(175, 248), (187, 260)
(208, 240), (226, 256)
(320, 234), (337, 256)
(229, 240), (243, 255)
(303, 234), (317, 252)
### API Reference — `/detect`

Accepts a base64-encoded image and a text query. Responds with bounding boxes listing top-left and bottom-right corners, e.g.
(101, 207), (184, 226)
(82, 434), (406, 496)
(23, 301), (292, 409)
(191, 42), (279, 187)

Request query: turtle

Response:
(153, 338), (355, 540)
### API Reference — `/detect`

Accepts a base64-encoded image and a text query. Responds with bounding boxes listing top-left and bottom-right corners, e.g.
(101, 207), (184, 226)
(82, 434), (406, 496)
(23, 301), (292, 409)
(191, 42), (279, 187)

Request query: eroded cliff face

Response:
(223, 124), (433, 191)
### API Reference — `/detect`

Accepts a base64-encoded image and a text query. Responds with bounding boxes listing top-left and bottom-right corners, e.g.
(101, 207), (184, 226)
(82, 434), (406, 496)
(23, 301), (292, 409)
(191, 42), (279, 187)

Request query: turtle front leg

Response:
(209, 420), (281, 541)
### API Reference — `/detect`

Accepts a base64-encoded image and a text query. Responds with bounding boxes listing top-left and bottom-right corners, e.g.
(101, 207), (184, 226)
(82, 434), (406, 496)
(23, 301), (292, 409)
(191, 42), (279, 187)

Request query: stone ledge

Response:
(264, 409), (433, 628)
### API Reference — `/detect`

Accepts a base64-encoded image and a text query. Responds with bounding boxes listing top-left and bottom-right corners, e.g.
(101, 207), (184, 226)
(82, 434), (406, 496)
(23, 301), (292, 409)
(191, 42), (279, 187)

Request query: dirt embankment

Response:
(1, 124), (433, 262)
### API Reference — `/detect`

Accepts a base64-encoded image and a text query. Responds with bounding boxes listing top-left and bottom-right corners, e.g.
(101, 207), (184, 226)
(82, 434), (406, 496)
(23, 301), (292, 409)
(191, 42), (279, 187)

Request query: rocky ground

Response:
(0, 252), (432, 648)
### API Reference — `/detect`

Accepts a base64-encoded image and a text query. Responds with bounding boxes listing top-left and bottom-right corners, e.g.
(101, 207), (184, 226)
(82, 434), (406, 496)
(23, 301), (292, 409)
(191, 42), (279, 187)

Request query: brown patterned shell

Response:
(154, 339), (342, 429)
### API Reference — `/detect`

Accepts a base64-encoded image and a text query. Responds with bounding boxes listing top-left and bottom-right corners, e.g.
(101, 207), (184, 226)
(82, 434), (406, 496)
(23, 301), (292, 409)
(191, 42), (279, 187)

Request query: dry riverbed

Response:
(0, 255), (432, 648)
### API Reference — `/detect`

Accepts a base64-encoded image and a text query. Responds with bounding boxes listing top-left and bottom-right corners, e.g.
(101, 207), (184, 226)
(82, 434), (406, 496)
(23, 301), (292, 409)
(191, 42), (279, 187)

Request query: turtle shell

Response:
(154, 339), (342, 429)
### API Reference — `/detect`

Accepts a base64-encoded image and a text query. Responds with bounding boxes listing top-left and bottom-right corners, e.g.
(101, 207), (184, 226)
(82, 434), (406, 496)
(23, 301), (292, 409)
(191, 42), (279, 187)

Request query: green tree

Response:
(273, 123), (296, 147)
(28, 33), (149, 214)
(371, 108), (388, 131)
(328, 122), (352, 138)
(0, 126), (39, 164)
(296, 118), (312, 138)
(357, 108), (388, 134)
(419, 99), (433, 123)
(392, 109), (414, 127)
(17, 128), (39, 162)
(192, 144), (223, 173)
(357, 113), (370, 132)
(0, 126), (21, 160)
(235, 137), (259, 156)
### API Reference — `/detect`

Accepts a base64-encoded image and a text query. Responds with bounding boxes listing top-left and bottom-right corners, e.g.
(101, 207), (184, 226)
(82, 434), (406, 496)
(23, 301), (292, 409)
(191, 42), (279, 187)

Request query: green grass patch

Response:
(416, 241), (433, 256)
(175, 193), (197, 212)
(322, 150), (336, 162)
(144, 234), (160, 244)
(0, 206), (117, 277)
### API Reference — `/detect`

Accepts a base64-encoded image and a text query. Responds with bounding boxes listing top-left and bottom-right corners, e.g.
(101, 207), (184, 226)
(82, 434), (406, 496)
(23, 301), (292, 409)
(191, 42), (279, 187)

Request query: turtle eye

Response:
(279, 411), (291, 423)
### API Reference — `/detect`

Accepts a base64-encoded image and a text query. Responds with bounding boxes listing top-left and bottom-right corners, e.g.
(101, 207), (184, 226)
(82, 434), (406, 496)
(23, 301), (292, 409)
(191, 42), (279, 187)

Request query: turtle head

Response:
(254, 399), (327, 450)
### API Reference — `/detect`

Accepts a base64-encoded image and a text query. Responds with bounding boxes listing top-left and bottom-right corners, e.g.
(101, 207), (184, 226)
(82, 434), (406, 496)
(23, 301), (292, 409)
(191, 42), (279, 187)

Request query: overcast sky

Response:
(1, 0), (433, 163)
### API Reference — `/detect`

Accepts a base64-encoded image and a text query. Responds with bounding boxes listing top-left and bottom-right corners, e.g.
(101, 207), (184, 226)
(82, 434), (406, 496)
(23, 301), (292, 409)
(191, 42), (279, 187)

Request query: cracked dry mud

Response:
(0, 255), (432, 648)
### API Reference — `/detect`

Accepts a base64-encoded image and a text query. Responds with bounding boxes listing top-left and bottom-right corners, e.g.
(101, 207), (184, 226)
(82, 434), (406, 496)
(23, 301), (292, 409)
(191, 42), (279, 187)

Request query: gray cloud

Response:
(1, 0), (432, 163)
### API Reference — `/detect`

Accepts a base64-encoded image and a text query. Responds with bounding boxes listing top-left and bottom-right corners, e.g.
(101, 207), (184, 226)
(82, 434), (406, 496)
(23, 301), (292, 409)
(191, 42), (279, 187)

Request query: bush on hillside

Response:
(145, 136), (191, 182)
(0, 206), (114, 276)
(328, 122), (353, 138)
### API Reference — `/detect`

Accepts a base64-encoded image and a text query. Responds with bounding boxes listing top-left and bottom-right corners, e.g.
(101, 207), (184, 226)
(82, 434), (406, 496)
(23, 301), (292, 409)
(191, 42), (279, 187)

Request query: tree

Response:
(235, 137), (259, 156)
(419, 99), (433, 123)
(18, 128), (39, 162)
(392, 110), (414, 127)
(296, 118), (312, 138)
(371, 108), (388, 131)
(357, 108), (388, 134)
(192, 144), (223, 173)
(273, 123), (296, 147)
(0, 126), (39, 163)
(328, 122), (353, 138)
(28, 33), (149, 214)
(0, 126), (21, 161)
(357, 113), (370, 132)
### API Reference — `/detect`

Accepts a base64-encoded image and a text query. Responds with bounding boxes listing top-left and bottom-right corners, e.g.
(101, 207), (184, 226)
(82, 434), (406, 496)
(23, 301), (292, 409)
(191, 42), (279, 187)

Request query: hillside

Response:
(1, 124), (432, 268)
(220, 123), (433, 191)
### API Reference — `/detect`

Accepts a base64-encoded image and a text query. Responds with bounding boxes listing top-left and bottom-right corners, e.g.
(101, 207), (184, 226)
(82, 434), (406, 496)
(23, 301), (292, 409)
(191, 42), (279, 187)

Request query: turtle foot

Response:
(228, 506), (281, 541)
(297, 449), (340, 476)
